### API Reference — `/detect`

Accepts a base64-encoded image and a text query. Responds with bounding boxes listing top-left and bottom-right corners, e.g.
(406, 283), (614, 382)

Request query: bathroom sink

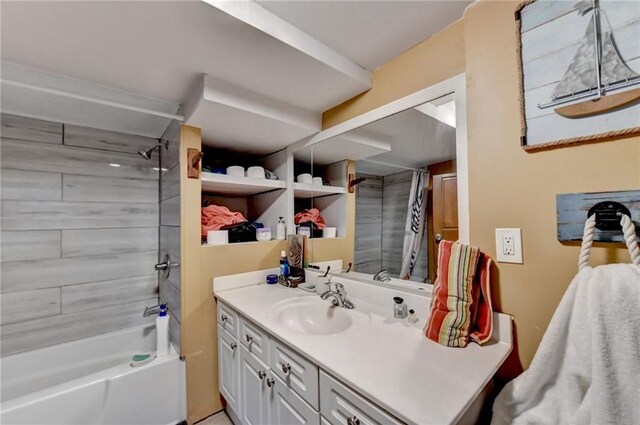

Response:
(270, 298), (353, 335)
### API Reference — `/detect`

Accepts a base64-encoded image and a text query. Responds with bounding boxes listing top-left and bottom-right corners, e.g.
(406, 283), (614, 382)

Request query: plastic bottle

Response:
(279, 250), (290, 277)
(156, 304), (170, 357)
(276, 217), (286, 241)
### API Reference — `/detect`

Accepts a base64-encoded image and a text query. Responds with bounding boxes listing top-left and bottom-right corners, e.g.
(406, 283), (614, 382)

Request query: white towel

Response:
(492, 264), (640, 425)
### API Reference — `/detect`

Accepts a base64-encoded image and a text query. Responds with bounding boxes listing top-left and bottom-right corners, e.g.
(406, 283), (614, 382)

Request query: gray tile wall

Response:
(158, 121), (182, 351)
(354, 174), (383, 274)
(354, 170), (428, 282)
(0, 113), (160, 356)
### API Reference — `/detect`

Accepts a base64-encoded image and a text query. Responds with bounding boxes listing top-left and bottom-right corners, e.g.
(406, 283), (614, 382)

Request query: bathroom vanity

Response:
(214, 274), (512, 425)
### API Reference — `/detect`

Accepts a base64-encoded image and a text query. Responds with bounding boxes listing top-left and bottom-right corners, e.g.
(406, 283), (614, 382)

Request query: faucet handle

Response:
(335, 282), (345, 294)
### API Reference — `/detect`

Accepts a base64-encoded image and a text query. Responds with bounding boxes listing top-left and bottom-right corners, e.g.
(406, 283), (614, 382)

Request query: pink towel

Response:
(201, 205), (246, 238)
(294, 208), (326, 229)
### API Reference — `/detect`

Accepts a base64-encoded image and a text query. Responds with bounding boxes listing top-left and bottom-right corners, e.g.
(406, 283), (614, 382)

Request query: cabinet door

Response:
(270, 338), (319, 409)
(218, 325), (240, 414)
(269, 373), (319, 425)
(239, 344), (270, 425)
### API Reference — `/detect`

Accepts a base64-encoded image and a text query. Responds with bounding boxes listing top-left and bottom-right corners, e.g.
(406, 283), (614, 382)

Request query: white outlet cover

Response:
(495, 228), (523, 264)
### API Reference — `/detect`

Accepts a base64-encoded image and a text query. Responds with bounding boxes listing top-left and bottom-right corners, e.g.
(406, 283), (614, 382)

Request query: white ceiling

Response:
(353, 106), (456, 176)
(257, 0), (472, 69)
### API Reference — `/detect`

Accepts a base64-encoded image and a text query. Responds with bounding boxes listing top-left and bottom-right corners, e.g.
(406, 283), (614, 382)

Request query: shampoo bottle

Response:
(279, 250), (290, 277)
(156, 303), (170, 357)
(276, 217), (286, 241)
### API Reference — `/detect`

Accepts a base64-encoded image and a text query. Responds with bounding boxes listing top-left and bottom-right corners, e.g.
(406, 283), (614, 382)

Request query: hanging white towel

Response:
(492, 264), (640, 425)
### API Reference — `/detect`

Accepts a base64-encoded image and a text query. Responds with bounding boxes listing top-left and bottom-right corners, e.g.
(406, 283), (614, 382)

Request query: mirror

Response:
(301, 94), (458, 283)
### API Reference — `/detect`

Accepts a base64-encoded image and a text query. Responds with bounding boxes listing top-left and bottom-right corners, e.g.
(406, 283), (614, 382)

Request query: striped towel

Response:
(425, 240), (494, 347)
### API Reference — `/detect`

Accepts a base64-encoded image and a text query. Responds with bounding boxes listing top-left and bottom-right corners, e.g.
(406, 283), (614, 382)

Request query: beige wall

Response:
(323, 0), (640, 376)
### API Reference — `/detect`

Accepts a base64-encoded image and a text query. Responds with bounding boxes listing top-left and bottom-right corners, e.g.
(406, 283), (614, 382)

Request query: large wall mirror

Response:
(296, 91), (460, 284)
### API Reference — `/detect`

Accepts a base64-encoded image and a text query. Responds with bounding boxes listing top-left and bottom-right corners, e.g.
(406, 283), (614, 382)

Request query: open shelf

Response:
(201, 172), (286, 196)
(293, 183), (346, 199)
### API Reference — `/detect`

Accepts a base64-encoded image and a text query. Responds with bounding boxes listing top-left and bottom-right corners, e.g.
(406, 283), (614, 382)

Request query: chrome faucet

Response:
(321, 283), (355, 309)
(143, 304), (162, 317)
(373, 269), (391, 283)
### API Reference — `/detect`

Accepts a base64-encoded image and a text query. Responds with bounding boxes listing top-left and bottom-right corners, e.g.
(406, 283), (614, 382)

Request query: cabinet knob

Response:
(230, 342), (237, 350)
(258, 370), (266, 380)
(281, 363), (291, 374)
(245, 334), (254, 343)
(266, 378), (275, 388)
(221, 314), (228, 323)
(347, 416), (360, 425)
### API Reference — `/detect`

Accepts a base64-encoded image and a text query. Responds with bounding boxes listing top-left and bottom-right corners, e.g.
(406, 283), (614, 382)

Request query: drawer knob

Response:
(245, 335), (254, 343)
(230, 342), (237, 350)
(347, 416), (360, 425)
(266, 378), (275, 388)
(221, 314), (228, 323)
(281, 363), (291, 374)
(258, 370), (266, 380)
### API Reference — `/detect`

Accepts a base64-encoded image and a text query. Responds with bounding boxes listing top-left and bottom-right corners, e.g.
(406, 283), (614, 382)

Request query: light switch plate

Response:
(495, 228), (523, 264)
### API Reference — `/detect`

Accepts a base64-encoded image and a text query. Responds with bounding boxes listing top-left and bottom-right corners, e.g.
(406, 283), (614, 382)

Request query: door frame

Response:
(296, 73), (470, 244)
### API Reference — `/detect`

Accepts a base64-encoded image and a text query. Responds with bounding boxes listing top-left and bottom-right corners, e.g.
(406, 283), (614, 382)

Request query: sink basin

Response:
(270, 297), (353, 335)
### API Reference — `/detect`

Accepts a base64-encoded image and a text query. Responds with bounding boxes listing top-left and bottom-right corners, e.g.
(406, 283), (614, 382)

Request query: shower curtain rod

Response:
(360, 159), (426, 172)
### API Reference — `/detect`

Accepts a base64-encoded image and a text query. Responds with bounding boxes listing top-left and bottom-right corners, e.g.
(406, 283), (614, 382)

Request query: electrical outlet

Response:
(495, 228), (523, 264)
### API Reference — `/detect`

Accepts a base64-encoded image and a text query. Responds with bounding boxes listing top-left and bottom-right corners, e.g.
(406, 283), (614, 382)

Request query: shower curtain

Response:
(400, 170), (428, 279)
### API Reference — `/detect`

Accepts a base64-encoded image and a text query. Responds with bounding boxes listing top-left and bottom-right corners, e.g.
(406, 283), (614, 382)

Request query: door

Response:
(218, 326), (240, 414)
(269, 374), (319, 425)
(432, 172), (458, 278)
(239, 344), (270, 425)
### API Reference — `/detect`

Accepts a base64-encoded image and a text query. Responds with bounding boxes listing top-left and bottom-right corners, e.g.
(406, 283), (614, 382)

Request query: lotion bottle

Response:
(156, 303), (170, 357)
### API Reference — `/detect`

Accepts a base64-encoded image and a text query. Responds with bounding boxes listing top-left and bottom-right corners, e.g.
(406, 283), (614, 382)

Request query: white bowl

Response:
(226, 166), (245, 177)
(322, 227), (337, 238)
(297, 173), (313, 184)
(246, 166), (266, 179)
(312, 177), (323, 186)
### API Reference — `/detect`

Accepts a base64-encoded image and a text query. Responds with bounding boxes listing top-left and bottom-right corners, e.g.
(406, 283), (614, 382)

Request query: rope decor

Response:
(578, 213), (640, 271)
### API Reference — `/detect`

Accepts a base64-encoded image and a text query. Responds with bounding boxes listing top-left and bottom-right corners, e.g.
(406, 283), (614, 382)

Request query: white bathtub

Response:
(0, 325), (186, 425)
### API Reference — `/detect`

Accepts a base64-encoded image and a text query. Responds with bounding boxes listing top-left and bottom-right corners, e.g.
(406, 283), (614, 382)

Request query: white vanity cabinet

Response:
(217, 301), (402, 425)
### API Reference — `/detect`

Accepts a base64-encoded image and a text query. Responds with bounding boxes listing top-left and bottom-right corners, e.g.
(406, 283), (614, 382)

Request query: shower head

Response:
(137, 141), (168, 160)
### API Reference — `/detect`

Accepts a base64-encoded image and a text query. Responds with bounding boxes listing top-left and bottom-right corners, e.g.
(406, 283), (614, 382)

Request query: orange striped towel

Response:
(425, 240), (494, 347)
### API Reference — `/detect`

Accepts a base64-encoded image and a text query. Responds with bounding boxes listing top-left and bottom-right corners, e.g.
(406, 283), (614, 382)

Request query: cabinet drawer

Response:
(270, 373), (319, 425)
(217, 302), (239, 339)
(239, 316), (270, 364)
(270, 338), (319, 410)
(320, 371), (402, 425)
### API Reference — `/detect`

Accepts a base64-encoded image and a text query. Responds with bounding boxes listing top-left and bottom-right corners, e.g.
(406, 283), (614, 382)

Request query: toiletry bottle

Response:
(276, 217), (286, 241)
(393, 297), (408, 319)
(156, 303), (170, 357)
(408, 309), (419, 324)
(279, 250), (290, 277)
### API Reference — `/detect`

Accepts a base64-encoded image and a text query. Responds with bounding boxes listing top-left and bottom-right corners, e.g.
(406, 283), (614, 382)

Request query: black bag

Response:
(221, 221), (257, 243)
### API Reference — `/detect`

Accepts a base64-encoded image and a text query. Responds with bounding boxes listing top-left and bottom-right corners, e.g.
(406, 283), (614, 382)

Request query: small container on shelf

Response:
(256, 227), (272, 242)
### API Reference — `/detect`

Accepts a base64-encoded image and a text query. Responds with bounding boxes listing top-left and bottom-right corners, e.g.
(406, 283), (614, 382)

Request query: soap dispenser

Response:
(276, 217), (286, 240)
(156, 303), (170, 357)
(393, 297), (408, 319)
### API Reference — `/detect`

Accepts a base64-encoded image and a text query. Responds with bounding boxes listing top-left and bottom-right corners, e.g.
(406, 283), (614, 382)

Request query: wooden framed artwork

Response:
(516, 0), (640, 151)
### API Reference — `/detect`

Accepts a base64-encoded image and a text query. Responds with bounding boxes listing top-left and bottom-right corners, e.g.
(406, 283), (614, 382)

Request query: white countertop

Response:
(215, 282), (512, 425)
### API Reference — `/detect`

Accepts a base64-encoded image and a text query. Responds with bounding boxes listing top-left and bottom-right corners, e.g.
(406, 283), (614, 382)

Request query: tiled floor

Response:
(196, 410), (233, 425)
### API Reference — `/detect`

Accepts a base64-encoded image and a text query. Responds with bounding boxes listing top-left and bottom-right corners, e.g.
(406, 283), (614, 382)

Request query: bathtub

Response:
(0, 325), (186, 425)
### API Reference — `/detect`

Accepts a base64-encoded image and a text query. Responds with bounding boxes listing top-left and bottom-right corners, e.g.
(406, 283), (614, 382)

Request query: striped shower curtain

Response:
(400, 170), (428, 280)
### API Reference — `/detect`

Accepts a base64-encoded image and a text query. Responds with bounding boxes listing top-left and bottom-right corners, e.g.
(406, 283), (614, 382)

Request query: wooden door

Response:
(239, 344), (270, 425)
(431, 172), (458, 277)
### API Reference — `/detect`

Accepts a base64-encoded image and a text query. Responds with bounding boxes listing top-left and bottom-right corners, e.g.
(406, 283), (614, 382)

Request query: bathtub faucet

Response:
(143, 304), (162, 317)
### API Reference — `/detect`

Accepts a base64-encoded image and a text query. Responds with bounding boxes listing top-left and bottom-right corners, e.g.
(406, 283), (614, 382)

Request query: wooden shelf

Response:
(201, 172), (286, 196)
(293, 183), (346, 199)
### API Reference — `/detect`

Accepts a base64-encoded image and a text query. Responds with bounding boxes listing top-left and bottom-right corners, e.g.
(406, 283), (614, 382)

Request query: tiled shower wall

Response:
(0, 113), (160, 356)
(158, 121), (182, 350)
(354, 170), (428, 282)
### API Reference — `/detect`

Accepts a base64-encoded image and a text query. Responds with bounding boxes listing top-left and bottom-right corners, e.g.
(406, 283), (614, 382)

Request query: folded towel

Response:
(294, 208), (326, 229)
(492, 264), (640, 425)
(201, 205), (247, 238)
(424, 240), (494, 347)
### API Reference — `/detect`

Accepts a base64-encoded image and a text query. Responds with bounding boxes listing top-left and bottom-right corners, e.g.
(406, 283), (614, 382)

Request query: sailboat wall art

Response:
(516, 0), (640, 151)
